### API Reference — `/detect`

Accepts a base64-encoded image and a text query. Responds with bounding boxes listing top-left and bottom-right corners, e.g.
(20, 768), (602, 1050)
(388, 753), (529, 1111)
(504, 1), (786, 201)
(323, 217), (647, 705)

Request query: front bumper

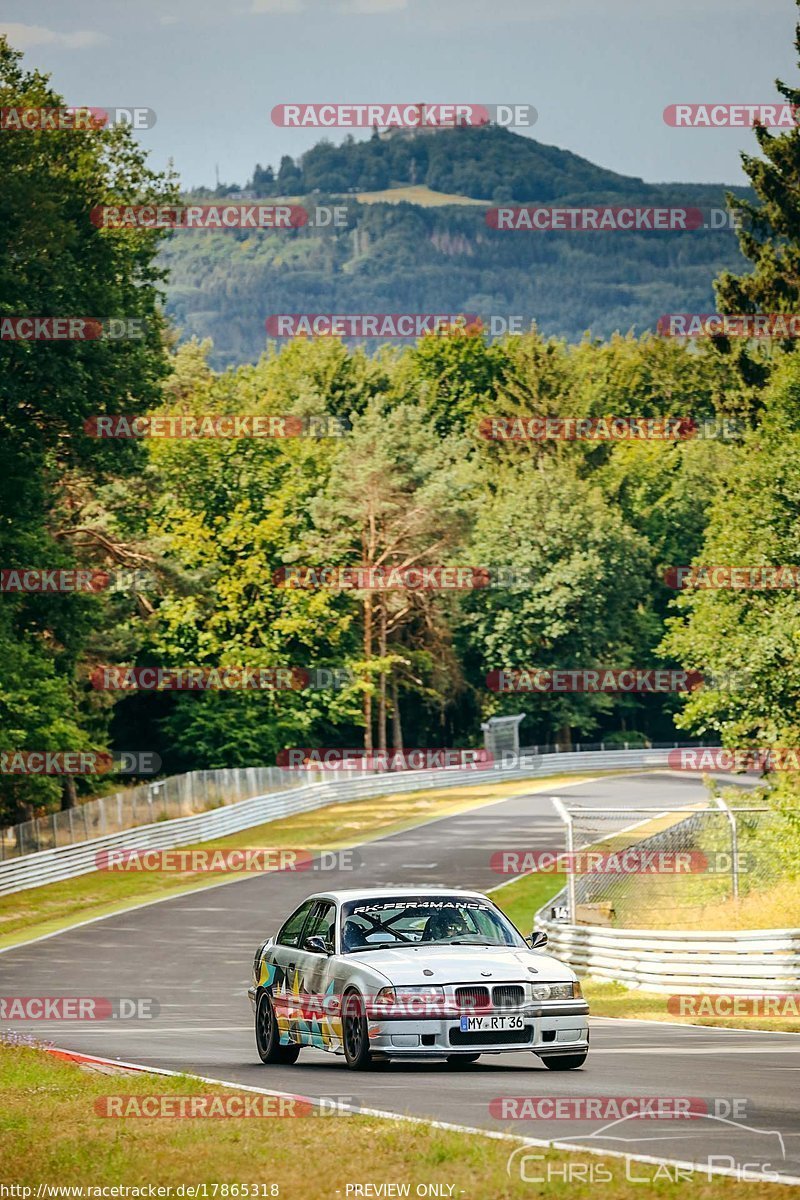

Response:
(365, 1002), (589, 1057)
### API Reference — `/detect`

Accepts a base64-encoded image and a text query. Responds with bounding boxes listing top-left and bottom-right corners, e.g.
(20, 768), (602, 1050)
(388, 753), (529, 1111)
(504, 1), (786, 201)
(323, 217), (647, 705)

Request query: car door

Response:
(290, 899), (338, 1048)
(270, 899), (316, 1042)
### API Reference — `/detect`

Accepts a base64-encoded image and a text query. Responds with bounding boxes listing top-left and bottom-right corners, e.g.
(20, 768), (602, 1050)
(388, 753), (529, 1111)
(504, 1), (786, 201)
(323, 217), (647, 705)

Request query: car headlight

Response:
(531, 982), (581, 1001)
(371, 985), (446, 1017)
(377, 985), (445, 996)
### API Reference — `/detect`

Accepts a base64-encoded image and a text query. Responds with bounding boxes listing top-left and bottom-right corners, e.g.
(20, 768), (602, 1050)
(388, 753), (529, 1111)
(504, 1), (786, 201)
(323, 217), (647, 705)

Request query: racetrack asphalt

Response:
(2, 770), (798, 1183)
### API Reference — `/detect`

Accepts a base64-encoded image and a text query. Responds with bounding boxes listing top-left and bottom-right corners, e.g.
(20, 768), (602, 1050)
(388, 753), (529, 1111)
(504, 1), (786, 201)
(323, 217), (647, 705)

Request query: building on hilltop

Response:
(377, 104), (488, 140)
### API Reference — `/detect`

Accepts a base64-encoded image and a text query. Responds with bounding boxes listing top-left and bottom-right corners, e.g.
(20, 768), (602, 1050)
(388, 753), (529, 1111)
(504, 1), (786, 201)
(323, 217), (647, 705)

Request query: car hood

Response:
(343, 944), (575, 985)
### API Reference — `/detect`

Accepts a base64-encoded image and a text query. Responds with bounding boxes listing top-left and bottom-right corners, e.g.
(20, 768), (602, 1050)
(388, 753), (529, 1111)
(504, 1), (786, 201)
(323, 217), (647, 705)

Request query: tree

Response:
(277, 154), (303, 193)
(661, 354), (800, 749)
(309, 398), (473, 751)
(461, 460), (652, 747)
(249, 163), (275, 193)
(714, 1), (800, 386)
(0, 38), (175, 822)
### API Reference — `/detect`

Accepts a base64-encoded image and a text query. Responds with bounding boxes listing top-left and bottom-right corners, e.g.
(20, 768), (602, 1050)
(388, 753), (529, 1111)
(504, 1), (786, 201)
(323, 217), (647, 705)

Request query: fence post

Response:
(713, 795), (739, 901)
(551, 796), (576, 923)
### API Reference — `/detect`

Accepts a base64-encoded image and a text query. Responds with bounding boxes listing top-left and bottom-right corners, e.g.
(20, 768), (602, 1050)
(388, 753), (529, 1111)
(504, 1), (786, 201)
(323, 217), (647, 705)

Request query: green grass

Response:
(489, 870), (566, 935)
(0, 1041), (791, 1197)
(582, 980), (800, 1034)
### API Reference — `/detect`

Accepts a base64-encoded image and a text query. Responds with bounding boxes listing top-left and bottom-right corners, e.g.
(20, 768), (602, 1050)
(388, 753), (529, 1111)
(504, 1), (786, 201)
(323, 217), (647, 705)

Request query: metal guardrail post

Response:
(551, 796), (576, 922)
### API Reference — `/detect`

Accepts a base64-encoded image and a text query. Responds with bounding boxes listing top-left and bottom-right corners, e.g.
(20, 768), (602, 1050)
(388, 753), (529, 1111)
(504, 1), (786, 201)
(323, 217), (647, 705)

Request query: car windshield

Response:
(339, 895), (524, 952)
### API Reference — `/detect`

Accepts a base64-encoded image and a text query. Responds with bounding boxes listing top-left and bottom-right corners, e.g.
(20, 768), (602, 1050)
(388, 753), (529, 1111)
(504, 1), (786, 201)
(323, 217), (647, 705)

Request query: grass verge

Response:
(0, 1041), (792, 1196)
(623, 876), (800, 932)
(489, 870), (567, 935)
(582, 980), (800, 1035)
(0, 773), (587, 951)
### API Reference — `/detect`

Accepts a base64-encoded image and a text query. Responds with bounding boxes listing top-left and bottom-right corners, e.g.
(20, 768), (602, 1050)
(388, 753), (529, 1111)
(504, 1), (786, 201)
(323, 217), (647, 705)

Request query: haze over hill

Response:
(163, 126), (752, 368)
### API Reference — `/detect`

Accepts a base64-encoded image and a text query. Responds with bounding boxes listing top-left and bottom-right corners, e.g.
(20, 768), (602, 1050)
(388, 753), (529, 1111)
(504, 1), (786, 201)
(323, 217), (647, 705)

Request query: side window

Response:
(302, 901), (336, 951)
(276, 900), (315, 948)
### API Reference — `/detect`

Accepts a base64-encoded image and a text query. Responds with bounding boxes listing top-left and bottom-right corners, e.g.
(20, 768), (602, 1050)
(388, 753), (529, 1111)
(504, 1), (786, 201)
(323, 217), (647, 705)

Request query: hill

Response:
(163, 126), (752, 367)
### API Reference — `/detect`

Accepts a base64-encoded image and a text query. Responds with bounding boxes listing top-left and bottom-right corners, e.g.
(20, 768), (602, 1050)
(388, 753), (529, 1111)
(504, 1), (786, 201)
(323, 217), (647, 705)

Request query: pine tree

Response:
(714, 1), (800, 384)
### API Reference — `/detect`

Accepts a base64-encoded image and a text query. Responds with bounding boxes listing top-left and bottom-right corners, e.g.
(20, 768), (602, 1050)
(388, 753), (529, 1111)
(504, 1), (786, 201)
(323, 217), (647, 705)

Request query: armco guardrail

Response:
(536, 901), (800, 993)
(0, 747), (678, 896)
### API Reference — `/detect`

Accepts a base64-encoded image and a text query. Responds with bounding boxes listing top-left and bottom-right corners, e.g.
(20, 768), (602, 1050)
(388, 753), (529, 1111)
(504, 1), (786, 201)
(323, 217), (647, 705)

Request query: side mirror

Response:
(304, 934), (331, 955)
(528, 931), (548, 950)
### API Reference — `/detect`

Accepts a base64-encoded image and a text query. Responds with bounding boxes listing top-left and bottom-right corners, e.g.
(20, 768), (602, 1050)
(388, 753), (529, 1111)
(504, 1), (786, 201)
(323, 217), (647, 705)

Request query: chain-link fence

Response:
(551, 799), (800, 929)
(519, 740), (713, 755)
(0, 766), (310, 860)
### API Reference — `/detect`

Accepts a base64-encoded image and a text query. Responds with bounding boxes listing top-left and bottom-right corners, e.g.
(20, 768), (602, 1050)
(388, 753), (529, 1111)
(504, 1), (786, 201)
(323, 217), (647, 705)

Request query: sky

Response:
(0, 0), (795, 190)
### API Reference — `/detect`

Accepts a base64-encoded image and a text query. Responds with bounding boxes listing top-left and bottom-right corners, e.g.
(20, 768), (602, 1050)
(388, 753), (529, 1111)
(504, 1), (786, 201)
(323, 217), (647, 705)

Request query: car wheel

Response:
(255, 991), (301, 1064)
(342, 990), (372, 1070)
(446, 1054), (480, 1066)
(541, 1052), (587, 1070)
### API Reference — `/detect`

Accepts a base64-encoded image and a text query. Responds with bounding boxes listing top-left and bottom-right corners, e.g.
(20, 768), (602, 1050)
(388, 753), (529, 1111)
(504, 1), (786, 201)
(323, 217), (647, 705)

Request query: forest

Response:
(2, 32), (800, 827)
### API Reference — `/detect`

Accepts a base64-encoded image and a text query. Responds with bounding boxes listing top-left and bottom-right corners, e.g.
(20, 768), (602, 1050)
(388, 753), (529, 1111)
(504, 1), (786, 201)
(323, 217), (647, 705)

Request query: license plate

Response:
(459, 1014), (524, 1032)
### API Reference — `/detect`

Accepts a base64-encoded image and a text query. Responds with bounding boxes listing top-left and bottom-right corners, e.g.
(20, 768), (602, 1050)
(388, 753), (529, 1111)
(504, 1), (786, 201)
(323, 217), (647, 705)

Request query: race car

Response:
(248, 887), (589, 1070)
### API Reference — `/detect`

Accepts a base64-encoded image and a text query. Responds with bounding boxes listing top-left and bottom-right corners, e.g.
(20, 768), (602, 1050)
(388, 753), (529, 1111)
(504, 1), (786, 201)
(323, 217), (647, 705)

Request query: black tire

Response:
(255, 991), (301, 1065)
(342, 991), (372, 1070)
(541, 1052), (587, 1070)
(446, 1054), (480, 1066)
